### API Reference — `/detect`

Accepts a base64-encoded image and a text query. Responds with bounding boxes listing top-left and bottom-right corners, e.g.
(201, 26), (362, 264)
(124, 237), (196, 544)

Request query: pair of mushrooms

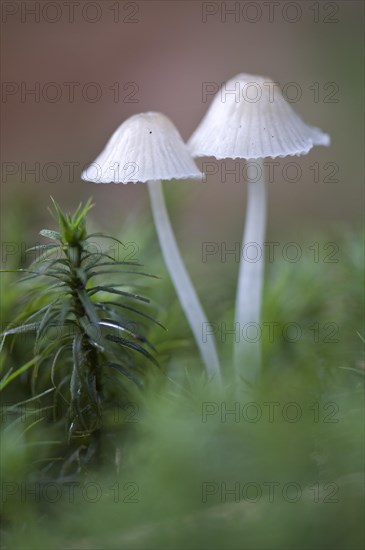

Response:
(82, 73), (330, 385)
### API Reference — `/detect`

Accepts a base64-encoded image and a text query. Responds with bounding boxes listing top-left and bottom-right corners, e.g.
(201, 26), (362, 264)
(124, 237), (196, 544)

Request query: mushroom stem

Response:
(147, 179), (221, 381)
(234, 160), (267, 386)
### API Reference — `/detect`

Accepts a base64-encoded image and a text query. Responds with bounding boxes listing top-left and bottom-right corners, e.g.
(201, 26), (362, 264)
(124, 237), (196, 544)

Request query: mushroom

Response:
(82, 112), (221, 381)
(188, 73), (330, 385)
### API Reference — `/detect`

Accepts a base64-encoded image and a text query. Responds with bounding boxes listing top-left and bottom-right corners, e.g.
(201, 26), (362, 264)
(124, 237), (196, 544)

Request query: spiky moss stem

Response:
(68, 243), (102, 463)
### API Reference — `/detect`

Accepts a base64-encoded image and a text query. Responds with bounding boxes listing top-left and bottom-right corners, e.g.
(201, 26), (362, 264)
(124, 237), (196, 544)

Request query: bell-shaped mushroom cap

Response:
(188, 74), (330, 160)
(82, 112), (202, 183)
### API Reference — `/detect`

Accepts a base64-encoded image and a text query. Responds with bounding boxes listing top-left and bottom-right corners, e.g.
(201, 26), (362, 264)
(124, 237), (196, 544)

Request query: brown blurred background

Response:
(1, 0), (364, 252)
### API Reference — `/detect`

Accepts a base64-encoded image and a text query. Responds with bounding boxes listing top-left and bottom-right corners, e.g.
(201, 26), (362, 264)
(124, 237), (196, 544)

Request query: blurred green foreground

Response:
(0, 203), (364, 550)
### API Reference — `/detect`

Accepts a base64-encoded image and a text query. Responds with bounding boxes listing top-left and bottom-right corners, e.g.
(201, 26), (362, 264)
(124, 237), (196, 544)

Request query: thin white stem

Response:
(234, 160), (267, 386)
(147, 180), (221, 381)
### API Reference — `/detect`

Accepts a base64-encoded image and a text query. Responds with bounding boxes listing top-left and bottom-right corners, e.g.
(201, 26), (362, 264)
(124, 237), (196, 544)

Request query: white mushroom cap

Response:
(188, 74), (330, 160)
(82, 112), (202, 183)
